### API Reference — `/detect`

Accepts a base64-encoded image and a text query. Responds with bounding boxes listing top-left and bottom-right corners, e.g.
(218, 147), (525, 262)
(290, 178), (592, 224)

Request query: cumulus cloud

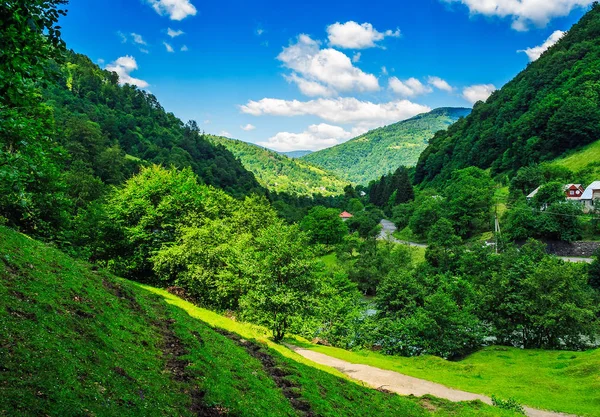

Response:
(442, 0), (593, 31)
(117, 31), (128, 43)
(219, 130), (231, 137)
(131, 33), (147, 45)
(181, 45), (189, 51)
(389, 77), (432, 97)
(462, 84), (496, 104)
(518, 30), (565, 61)
(352, 52), (361, 63)
(167, 28), (185, 37)
(428, 76), (454, 92)
(148, 0), (197, 20)
(327, 21), (400, 49)
(258, 123), (365, 152)
(240, 97), (430, 128)
(163, 42), (174, 52)
(278, 34), (379, 97)
(241, 124), (256, 131)
(284, 73), (336, 97)
(105, 56), (149, 89)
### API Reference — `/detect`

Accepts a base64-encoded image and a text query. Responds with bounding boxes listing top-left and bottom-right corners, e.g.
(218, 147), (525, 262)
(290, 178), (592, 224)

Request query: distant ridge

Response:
(280, 150), (313, 158)
(209, 135), (348, 196)
(302, 107), (471, 184)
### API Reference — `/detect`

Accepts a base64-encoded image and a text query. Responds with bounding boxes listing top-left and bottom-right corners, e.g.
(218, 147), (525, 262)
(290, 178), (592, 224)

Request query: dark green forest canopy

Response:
(415, 3), (600, 186)
(302, 107), (471, 185)
(45, 52), (263, 198)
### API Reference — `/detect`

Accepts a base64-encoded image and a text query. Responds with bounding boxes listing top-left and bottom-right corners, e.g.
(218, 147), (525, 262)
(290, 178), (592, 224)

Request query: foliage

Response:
(415, 5), (600, 184)
(300, 206), (348, 245)
(304, 108), (471, 184)
(0, 0), (68, 236)
(491, 396), (525, 415)
(368, 166), (415, 210)
(210, 135), (348, 196)
(345, 207), (383, 239)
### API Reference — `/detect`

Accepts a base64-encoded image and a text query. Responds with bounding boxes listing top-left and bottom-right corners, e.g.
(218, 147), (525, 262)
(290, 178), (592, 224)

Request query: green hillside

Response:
(210, 135), (349, 196)
(0, 225), (516, 417)
(302, 108), (471, 185)
(415, 4), (600, 185)
(281, 150), (313, 158)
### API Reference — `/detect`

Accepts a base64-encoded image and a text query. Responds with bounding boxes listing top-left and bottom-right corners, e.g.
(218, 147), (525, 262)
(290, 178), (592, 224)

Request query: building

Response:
(339, 211), (353, 221)
(526, 184), (584, 201)
(580, 181), (600, 212)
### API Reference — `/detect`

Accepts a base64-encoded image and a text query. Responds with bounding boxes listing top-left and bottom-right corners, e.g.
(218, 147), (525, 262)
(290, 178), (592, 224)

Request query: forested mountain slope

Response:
(415, 4), (600, 185)
(281, 150), (313, 158)
(302, 108), (471, 184)
(0, 226), (514, 417)
(45, 52), (262, 198)
(210, 135), (349, 196)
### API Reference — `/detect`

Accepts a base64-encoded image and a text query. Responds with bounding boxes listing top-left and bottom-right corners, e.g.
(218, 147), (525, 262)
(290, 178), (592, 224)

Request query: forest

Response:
(415, 3), (600, 185)
(2, 1), (600, 416)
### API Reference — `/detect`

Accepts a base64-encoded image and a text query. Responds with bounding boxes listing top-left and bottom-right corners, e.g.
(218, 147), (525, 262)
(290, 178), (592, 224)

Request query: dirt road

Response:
(287, 345), (578, 417)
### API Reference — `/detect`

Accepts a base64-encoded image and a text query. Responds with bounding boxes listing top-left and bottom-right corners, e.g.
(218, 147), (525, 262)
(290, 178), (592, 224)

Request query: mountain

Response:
(210, 135), (349, 196)
(281, 150), (313, 158)
(45, 52), (262, 198)
(415, 5), (600, 185)
(301, 108), (471, 185)
(0, 225), (506, 417)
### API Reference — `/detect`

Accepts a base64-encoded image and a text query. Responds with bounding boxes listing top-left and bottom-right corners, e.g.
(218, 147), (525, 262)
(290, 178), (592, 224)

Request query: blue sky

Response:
(60, 0), (593, 151)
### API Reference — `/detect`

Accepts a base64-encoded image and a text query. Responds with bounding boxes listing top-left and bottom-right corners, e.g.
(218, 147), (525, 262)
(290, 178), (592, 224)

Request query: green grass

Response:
(393, 226), (427, 244)
(553, 140), (600, 172)
(291, 340), (600, 416)
(0, 226), (518, 417)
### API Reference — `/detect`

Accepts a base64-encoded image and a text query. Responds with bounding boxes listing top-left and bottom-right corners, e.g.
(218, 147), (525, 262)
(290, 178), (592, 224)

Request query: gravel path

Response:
(287, 345), (578, 417)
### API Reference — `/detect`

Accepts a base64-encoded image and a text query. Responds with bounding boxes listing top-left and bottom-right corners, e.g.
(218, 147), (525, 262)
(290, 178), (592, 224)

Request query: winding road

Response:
(287, 345), (578, 417)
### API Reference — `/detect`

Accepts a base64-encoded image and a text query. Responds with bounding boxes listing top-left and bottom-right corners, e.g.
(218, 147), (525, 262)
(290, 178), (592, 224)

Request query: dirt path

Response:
(287, 345), (578, 417)
(378, 219), (428, 248)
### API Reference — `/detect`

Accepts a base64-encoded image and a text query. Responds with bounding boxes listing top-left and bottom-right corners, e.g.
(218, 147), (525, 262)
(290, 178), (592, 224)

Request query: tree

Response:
(0, 0), (68, 236)
(532, 181), (565, 208)
(240, 223), (319, 342)
(300, 206), (348, 245)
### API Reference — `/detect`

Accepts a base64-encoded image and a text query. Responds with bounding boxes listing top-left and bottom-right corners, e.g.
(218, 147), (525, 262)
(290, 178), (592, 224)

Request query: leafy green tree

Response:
(408, 195), (443, 238)
(588, 249), (600, 291)
(300, 206), (348, 245)
(532, 181), (565, 208)
(444, 167), (494, 238)
(240, 223), (318, 342)
(0, 0), (68, 236)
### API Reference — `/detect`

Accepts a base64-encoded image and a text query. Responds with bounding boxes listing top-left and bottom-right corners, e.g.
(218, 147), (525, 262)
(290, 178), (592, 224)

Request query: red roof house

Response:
(340, 211), (353, 219)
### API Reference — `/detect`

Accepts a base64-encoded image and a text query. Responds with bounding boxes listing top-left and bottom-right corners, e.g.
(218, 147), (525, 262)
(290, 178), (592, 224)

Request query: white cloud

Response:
(167, 28), (185, 37)
(326, 21), (400, 49)
(181, 45), (189, 51)
(381, 66), (388, 75)
(105, 56), (149, 89)
(427, 76), (454, 92)
(163, 42), (174, 52)
(131, 33), (147, 45)
(284, 73), (336, 97)
(518, 30), (565, 61)
(97, 58), (105, 65)
(219, 130), (231, 137)
(117, 31), (128, 43)
(256, 28), (265, 36)
(389, 77), (433, 97)
(241, 124), (256, 131)
(203, 119), (211, 124)
(277, 34), (379, 96)
(148, 0), (197, 20)
(258, 123), (365, 152)
(443, 0), (593, 31)
(352, 52), (361, 63)
(462, 84), (496, 104)
(140, 48), (150, 54)
(240, 97), (430, 128)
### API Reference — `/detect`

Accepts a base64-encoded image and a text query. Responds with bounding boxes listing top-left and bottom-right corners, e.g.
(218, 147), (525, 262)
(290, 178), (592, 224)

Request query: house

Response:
(565, 184), (584, 200)
(580, 181), (600, 212)
(526, 184), (584, 201)
(339, 211), (353, 221)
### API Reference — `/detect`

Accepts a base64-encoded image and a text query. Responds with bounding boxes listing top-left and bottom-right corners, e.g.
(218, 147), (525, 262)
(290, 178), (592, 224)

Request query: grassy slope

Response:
(291, 341), (600, 416)
(302, 108), (471, 184)
(210, 135), (348, 196)
(0, 226), (515, 417)
(553, 139), (600, 174)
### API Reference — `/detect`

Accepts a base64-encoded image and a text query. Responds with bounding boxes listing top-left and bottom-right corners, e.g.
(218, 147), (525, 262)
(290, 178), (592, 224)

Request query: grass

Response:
(393, 226), (427, 244)
(0, 225), (518, 417)
(290, 340), (600, 416)
(553, 140), (600, 172)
